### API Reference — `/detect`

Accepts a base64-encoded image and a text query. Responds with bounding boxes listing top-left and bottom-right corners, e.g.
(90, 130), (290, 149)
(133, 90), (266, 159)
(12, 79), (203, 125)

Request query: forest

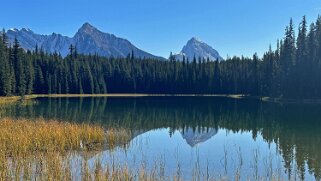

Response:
(0, 16), (321, 99)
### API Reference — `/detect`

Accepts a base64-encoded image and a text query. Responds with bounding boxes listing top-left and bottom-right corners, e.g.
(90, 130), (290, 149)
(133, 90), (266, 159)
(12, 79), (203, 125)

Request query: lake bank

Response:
(0, 94), (246, 104)
(2, 94), (321, 106)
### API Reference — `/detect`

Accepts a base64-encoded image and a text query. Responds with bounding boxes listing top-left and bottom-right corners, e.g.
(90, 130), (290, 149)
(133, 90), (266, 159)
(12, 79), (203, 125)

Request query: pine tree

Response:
(12, 38), (26, 96)
(252, 53), (259, 96)
(296, 16), (308, 98)
(307, 23), (318, 98)
(280, 19), (296, 98)
(213, 60), (221, 93)
(25, 54), (34, 95)
(0, 31), (12, 96)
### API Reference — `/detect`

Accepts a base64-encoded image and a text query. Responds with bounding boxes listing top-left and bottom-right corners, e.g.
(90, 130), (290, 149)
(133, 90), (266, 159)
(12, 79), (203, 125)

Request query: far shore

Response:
(1, 94), (321, 104)
(32, 93), (247, 98)
(0, 94), (245, 101)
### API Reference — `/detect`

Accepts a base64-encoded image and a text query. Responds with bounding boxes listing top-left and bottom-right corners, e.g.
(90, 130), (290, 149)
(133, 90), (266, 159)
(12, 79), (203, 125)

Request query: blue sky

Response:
(1, 0), (321, 58)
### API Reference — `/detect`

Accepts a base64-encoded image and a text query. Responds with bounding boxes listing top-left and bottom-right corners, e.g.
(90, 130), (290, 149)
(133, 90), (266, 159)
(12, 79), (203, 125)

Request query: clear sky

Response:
(1, 0), (320, 58)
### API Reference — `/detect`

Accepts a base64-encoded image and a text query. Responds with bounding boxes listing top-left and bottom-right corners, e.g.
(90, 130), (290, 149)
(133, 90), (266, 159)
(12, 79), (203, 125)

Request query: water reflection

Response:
(180, 127), (218, 147)
(1, 97), (321, 180)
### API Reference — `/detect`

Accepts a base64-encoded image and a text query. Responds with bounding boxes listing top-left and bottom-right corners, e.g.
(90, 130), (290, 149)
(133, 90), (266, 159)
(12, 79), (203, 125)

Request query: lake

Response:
(1, 96), (320, 180)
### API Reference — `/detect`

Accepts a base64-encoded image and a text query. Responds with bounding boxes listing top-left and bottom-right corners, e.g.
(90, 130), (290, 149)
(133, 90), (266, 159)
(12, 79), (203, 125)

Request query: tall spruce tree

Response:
(12, 38), (26, 96)
(0, 31), (12, 96)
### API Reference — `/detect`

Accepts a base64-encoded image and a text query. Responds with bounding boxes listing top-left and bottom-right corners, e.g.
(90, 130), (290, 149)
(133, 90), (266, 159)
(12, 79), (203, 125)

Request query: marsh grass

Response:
(0, 118), (109, 156)
(105, 128), (131, 149)
(0, 97), (21, 105)
(0, 117), (134, 180)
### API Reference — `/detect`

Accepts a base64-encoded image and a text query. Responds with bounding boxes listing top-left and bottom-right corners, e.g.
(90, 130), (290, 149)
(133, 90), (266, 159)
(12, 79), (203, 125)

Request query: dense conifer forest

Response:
(1, 16), (321, 99)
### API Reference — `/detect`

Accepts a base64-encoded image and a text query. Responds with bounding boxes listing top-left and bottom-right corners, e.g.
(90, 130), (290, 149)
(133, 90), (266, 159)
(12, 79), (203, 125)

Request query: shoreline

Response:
(1, 94), (321, 104)
(0, 94), (246, 103)
(31, 94), (246, 98)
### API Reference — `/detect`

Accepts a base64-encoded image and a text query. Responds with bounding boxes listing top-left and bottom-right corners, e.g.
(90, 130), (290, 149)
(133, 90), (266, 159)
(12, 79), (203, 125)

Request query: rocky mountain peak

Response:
(77, 22), (99, 34)
(189, 37), (202, 43)
(173, 37), (223, 61)
(5, 22), (164, 60)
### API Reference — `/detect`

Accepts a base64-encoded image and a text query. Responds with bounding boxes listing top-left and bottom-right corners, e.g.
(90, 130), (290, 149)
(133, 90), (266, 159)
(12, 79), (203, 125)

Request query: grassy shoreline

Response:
(0, 96), (23, 105)
(0, 118), (130, 156)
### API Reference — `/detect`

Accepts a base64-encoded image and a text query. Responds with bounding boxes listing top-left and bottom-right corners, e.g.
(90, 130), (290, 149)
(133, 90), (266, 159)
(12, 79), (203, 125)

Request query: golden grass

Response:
(0, 118), (134, 180)
(105, 128), (131, 149)
(0, 118), (132, 156)
(0, 118), (106, 156)
(0, 96), (21, 105)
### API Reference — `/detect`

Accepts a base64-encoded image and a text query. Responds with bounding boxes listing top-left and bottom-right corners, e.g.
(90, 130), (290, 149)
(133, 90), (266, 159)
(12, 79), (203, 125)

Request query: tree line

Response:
(1, 16), (321, 99)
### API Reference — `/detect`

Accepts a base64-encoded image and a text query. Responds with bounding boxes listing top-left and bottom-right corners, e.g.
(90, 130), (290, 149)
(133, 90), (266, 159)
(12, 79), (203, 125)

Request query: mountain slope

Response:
(6, 23), (163, 59)
(174, 37), (223, 61)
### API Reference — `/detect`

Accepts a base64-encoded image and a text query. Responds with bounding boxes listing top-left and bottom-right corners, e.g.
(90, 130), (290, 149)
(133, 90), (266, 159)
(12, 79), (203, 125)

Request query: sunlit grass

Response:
(0, 118), (134, 180)
(0, 96), (21, 105)
(0, 118), (106, 156)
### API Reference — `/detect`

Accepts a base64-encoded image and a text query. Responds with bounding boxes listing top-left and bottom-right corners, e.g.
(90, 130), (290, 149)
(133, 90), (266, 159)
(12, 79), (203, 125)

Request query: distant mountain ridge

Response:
(6, 23), (164, 60)
(173, 37), (223, 61)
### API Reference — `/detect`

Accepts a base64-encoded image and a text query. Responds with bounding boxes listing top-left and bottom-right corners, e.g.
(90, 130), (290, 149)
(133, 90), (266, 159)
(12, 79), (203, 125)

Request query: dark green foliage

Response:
(0, 31), (12, 96)
(0, 16), (321, 98)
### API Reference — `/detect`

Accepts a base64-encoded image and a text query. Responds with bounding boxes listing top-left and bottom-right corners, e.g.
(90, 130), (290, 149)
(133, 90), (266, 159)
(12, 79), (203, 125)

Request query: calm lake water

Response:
(1, 96), (321, 180)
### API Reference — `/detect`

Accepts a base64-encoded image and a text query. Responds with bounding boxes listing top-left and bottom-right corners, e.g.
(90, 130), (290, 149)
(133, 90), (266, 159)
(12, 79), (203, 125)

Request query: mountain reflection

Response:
(1, 96), (321, 179)
(180, 127), (218, 147)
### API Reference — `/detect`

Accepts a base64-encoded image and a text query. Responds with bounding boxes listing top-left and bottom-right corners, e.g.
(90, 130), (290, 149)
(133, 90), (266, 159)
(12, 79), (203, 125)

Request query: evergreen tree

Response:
(280, 19), (296, 98)
(0, 31), (11, 96)
(12, 38), (26, 96)
(213, 60), (221, 93)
